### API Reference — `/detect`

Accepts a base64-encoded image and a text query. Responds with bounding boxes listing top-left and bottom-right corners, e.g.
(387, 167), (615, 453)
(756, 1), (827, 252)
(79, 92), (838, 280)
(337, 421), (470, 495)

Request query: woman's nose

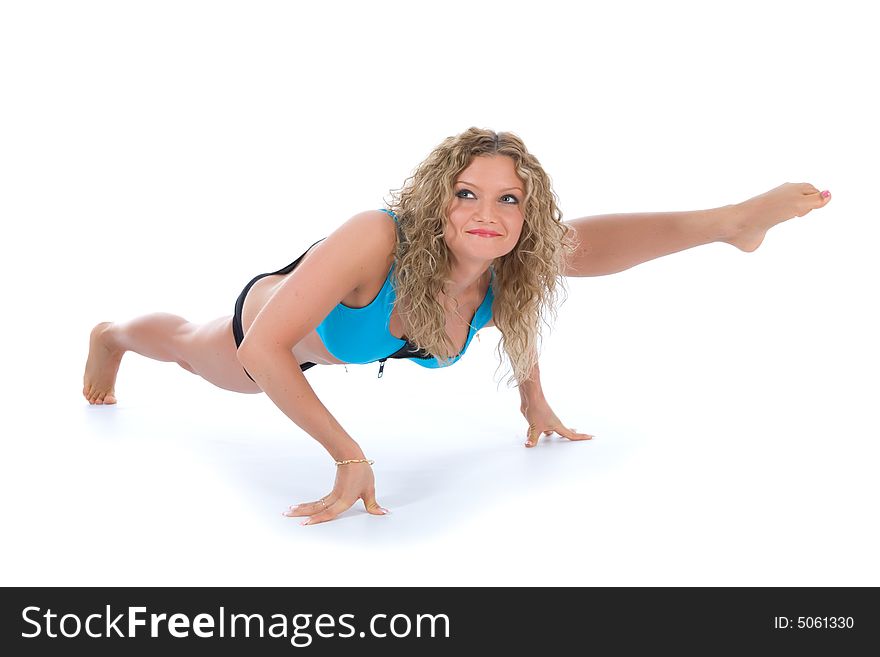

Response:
(471, 202), (499, 222)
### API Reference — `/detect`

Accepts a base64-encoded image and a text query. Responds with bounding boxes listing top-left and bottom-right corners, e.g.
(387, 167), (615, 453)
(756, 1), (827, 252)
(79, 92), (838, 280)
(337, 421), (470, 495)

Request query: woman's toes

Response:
(808, 190), (831, 209)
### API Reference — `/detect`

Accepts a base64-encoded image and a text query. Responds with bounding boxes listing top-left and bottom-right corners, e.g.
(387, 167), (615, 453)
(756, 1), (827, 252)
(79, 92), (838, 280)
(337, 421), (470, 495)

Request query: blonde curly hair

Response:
(385, 127), (578, 387)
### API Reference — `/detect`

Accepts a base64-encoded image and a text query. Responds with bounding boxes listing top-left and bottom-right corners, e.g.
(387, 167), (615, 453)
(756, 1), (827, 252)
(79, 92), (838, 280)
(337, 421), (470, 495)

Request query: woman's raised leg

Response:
(83, 313), (261, 404)
(563, 182), (832, 277)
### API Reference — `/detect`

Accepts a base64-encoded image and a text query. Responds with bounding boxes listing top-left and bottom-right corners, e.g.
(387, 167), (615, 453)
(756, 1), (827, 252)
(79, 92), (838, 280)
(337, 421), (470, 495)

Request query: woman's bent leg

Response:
(83, 313), (261, 404)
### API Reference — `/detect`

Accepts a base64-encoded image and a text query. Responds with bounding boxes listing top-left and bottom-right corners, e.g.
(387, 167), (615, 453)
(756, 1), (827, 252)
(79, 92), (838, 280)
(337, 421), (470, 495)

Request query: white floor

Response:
(2, 0), (877, 588)
(4, 240), (878, 587)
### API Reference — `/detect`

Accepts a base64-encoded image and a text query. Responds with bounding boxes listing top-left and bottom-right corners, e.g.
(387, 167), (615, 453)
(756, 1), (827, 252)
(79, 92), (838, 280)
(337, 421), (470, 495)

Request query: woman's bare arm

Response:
(517, 350), (595, 448)
(481, 317), (594, 447)
(237, 210), (396, 524)
(237, 210), (396, 458)
(238, 347), (365, 460)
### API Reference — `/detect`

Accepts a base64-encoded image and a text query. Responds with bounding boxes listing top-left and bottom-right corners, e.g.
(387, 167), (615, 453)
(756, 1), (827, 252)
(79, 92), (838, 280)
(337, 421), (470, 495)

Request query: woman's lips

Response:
(466, 230), (501, 237)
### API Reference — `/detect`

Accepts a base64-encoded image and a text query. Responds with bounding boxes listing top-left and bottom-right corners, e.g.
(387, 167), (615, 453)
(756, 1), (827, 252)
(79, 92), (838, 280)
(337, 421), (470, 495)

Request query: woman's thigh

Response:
(182, 316), (263, 394)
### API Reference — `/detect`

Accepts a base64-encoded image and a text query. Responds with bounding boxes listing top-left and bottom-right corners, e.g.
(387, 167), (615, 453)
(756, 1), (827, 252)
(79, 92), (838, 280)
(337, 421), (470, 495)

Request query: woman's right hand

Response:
(284, 462), (389, 525)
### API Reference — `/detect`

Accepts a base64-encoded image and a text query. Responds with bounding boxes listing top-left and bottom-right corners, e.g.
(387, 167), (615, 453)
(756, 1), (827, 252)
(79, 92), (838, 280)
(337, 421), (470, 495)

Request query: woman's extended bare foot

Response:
(723, 182), (832, 252)
(83, 322), (124, 405)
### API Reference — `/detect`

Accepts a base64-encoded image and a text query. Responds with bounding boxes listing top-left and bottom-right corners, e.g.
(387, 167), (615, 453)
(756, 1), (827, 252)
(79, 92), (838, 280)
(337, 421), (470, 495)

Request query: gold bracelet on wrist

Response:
(334, 458), (374, 466)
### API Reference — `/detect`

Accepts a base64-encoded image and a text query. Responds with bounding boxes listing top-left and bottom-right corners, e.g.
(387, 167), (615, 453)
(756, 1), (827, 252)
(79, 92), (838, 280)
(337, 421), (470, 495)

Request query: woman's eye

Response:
(456, 189), (519, 204)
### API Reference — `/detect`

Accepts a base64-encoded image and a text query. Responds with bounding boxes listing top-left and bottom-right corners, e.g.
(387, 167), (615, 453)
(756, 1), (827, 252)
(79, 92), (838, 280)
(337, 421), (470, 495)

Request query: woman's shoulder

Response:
(325, 209), (399, 304)
(351, 209), (399, 257)
(326, 209), (398, 254)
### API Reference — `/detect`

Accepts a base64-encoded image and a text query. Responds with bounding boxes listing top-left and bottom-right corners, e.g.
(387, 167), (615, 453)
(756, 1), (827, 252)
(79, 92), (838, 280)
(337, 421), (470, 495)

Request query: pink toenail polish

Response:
(821, 190), (830, 198)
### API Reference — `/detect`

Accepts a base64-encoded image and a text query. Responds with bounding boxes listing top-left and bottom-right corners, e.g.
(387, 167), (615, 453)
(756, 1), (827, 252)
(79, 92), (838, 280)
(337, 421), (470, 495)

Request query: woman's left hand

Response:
(520, 399), (594, 448)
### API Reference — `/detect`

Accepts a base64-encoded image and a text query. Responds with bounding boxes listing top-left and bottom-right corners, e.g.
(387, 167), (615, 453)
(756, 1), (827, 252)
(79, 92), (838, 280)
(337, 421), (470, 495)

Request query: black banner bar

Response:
(2, 587), (875, 654)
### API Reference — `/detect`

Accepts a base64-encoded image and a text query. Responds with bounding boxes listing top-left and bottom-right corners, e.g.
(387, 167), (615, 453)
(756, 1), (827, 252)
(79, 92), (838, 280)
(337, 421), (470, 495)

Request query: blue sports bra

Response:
(315, 208), (495, 374)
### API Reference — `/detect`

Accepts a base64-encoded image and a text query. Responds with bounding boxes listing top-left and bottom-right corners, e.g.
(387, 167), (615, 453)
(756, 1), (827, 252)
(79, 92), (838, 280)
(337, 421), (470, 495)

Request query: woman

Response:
(82, 127), (832, 525)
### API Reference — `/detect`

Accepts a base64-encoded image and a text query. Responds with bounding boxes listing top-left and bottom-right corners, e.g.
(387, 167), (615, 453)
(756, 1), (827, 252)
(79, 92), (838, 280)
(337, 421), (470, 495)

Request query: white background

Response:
(1, 0), (877, 586)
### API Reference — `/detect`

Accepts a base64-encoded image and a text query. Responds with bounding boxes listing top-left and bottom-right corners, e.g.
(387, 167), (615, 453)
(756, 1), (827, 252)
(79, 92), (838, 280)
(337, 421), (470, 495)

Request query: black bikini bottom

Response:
(232, 239), (326, 382)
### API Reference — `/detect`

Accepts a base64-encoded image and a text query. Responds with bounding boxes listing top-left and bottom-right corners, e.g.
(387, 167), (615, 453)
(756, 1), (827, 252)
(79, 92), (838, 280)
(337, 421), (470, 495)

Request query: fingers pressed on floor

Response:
(286, 497), (335, 517)
(300, 499), (353, 525)
(363, 499), (389, 515)
(285, 507), (312, 517)
(558, 427), (594, 441)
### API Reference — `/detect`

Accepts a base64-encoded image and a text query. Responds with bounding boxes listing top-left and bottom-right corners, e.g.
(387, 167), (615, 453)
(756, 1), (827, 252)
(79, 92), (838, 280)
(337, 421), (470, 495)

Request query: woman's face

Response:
(444, 155), (526, 265)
